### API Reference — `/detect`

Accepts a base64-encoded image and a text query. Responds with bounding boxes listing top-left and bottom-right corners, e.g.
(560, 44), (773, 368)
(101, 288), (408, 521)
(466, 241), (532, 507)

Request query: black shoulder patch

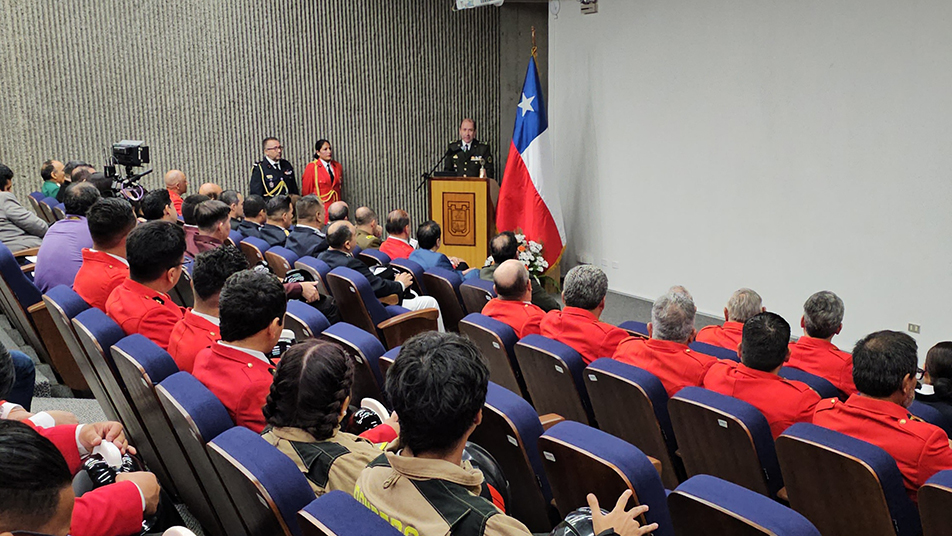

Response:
(290, 440), (352, 489)
(411, 478), (498, 536)
(367, 452), (391, 469)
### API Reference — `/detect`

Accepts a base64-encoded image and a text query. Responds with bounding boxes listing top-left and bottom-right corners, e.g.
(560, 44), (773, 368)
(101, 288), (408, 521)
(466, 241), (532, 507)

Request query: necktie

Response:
(326, 162), (334, 180)
(463, 143), (469, 152)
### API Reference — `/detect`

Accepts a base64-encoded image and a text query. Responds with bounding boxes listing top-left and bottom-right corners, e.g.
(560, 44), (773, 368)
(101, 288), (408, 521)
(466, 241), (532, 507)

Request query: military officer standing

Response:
(250, 137), (300, 199)
(443, 118), (494, 178)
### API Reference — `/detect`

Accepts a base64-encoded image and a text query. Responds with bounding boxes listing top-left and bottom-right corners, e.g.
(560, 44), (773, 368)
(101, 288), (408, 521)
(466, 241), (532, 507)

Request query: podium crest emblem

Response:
(448, 202), (470, 237)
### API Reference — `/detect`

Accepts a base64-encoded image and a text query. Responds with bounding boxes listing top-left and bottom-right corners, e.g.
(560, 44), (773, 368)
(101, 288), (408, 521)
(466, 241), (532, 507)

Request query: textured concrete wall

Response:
(0, 0), (500, 222)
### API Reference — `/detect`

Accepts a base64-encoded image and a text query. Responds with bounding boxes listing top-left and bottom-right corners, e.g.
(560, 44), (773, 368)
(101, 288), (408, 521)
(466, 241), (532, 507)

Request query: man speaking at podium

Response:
(443, 118), (494, 178)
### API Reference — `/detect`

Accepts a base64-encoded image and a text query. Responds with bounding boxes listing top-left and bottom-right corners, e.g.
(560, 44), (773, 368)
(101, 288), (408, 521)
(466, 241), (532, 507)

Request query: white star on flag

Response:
(517, 93), (535, 117)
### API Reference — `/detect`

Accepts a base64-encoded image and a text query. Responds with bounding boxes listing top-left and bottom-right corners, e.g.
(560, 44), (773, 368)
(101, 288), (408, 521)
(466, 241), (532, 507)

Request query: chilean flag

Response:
(496, 56), (565, 270)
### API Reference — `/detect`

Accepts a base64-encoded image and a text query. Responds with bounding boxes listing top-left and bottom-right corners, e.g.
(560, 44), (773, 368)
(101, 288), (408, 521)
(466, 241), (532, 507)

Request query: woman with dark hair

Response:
(261, 339), (397, 496)
(300, 139), (342, 222)
(915, 341), (952, 424)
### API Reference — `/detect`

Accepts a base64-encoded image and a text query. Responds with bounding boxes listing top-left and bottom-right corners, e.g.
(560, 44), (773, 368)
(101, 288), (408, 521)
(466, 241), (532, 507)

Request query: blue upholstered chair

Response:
(539, 421), (673, 536)
(459, 277), (496, 314)
(909, 400), (952, 437)
(668, 387), (783, 499)
(285, 300), (330, 340)
(689, 340), (740, 362)
(618, 320), (649, 339)
(920, 470), (952, 536)
(469, 382), (554, 532)
(208, 427), (315, 536)
(51, 203), (66, 221)
(227, 229), (244, 247)
(778, 366), (841, 400)
(378, 345), (400, 381)
(458, 313), (527, 399)
(38, 196), (57, 223)
(389, 257), (427, 294)
(668, 475), (820, 536)
(422, 267), (466, 332)
(239, 236), (271, 267)
(295, 256), (332, 295)
(325, 266), (438, 349)
(169, 259), (194, 308)
(265, 245), (300, 279)
(319, 321), (388, 402)
(297, 491), (402, 536)
(585, 358), (682, 489)
(358, 248), (390, 268)
(514, 334), (594, 424)
(27, 192), (43, 219)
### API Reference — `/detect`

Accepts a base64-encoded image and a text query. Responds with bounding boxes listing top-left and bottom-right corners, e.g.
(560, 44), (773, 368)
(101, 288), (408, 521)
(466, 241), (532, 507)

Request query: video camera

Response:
(103, 140), (152, 201)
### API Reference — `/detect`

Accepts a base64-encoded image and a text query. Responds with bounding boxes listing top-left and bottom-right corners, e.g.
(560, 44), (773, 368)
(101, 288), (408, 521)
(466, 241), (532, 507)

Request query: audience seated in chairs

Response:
(168, 245), (248, 373)
(916, 341), (952, 424)
(34, 182), (100, 292)
(55, 162), (94, 204)
(354, 206), (383, 249)
(180, 194), (209, 256)
(355, 331), (655, 536)
(480, 259), (545, 338)
(189, 199), (232, 256)
(702, 312), (821, 438)
(540, 265), (626, 364)
(238, 194), (267, 238)
(813, 330), (952, 503)
(40, 159), (66, 198)
(286, 194), (328, 258)
(138, 188), (178, 222)
(614, 286), (717, 397)
(378, 209), (415, 260)
(0, 419), (160, 536)
(787, 291), (857, 395)
(259, 194), (293, 248)
(409, 220), (479, 280)
(695, 288), (764, 351)
(73, 198), (137, 311)
(105, 221), (186, 351)
(0, 163), (47, 251)
(198, 182), (222, 200)
(192, 270), (286, 432)
(319, 221), (443, 329)
(481, 231), (560, 312)
(220, 189), (244, 231)
(261, 339), (399, 497)
(164, 169), (188, 215)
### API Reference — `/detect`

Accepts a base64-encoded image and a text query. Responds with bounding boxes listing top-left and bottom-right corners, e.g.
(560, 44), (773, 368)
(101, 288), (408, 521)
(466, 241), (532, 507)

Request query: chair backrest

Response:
(688, 340), (739, 362)
(778, 367), (841, 399)
(459, 277), (495, 314)
(52, 204), (66, 221)
(0, 244), (52, 365)
(38, 197), (56, 223)
(378, 346), (399, 381)
(668, 475), (821, 536)
(295, 256), (331, 295)
(297, 491), (403, 536)
(208, 426), (315, 536)
(909, 400), (952, 437)
(358, 248), (390, 267)
(422, 267), (466, 332)
(585, 358), (682, 489)
(326, 266), (390, 334)
(776, 423), (920, 536)
(389, 257), (426, 294)
(27, 192), (42, 216)
(239, 236), (271, 267)
(514, 334), (593, 424)
(157, 372), (248, 536)
(539, 421), (673, 536)
(920, 470), (952, 536)
(351, 244), (362, 256)
(111, 335), (226, 536)
(265, 246), (300, 279)
(469, 382), (552, 532)
(318, 322), (386, 402)
(285, 300), (330, 340)
(668, 387), (783, 499)
(458, 313), (525, 399)
(618, 320), (649, 339)
(228, 229), (244, 247)
(170, 264), (194, 308)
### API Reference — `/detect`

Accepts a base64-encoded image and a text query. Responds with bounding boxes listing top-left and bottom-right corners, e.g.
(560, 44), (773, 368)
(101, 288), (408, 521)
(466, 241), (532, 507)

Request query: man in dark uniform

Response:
(249, 137), (299, 199)
(443, 118), (494, 178)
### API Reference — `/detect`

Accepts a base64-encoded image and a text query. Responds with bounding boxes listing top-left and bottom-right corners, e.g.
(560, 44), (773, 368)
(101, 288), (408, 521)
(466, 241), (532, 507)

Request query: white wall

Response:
(549, 0), (952, 359)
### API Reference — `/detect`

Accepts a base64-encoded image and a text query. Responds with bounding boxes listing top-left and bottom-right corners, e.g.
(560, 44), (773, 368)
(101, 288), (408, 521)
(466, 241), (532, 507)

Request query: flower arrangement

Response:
(485, 231), (549, 279)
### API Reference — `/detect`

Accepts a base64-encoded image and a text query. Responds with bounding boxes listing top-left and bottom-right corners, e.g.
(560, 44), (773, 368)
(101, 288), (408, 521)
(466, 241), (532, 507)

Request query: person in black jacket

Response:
(237, 195), (267, 239)
(916, 341), (952, 429)
(249, 137), (299, 199)
(286, 195), (327, 258)
(259, 195), (292, 247)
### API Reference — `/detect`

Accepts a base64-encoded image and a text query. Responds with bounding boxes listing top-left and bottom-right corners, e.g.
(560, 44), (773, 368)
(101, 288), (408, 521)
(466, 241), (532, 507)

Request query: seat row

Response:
(28, 191), (66, 223)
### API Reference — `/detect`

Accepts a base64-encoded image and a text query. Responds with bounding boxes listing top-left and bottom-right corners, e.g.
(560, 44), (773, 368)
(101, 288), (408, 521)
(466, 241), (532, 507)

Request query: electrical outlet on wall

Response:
(908, 323), (921, 334)
(578, 252), (593, 264)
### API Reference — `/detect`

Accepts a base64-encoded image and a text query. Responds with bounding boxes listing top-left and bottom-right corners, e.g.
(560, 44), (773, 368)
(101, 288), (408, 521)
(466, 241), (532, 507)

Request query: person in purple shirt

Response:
(408, 220), (479, 281)
(33, 182), (100, 292)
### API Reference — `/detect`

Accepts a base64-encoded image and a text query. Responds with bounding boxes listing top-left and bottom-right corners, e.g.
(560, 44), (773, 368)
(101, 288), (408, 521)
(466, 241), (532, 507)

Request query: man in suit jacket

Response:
(259, 195), (293, 247)
(249, 137), (299, 199)
(237, 194), (267, 239)
(286, 195), (328, 258)
(220, 189), (244, 231)
(0, 163), (47, 251)
(408, 220), (478, 280)
(443, 118), (494, 178)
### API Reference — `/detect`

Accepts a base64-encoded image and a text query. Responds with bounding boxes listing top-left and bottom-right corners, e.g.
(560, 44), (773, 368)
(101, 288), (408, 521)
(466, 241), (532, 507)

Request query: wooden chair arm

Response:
(378, 308), (439, 349)
(26, 301), (45, 315)
(379, 294), (400, 306)
(622, 329), (649, 339)
(20, 263), (35, 274)
(13, 247), (39, 258)
(26, 302), (89, 391)
(538, 413), (564, 431)
(647, 455), (663, 477)
(777, 487), (789, 502)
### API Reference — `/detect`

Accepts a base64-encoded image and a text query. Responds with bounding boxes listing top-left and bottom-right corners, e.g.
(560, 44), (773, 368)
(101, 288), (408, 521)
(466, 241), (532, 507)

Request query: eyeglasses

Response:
(916, 368), (925, 380)
(265, 145), (283, 151)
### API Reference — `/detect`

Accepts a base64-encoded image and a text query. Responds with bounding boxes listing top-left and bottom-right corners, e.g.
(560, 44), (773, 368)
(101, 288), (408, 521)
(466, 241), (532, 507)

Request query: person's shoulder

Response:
(814, 397), (839, 415)
(448, 140), (462, 151)
(280, 158), (294, 170)
(484, 511), (531, 536)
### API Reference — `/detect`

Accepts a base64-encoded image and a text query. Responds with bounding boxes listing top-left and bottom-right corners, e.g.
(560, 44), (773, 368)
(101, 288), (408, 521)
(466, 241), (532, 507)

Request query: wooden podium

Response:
(428, 176), (499, 270)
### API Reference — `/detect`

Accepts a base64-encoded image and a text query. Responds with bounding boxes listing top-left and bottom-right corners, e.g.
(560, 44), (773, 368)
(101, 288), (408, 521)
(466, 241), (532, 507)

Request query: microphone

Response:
(416, 148), (453, 192)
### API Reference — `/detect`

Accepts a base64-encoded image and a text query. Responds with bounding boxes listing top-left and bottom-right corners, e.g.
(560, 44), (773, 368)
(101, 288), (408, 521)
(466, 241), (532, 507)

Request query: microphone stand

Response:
(416, 149), (451, 192)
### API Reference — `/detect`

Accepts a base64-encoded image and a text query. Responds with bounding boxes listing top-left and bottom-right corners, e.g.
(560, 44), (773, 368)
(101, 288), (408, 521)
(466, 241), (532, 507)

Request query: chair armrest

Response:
(377, 308), (439, 349)
(777, 487), (788, 502)
(20, 263), (35, 274)
(379, 294), (400, 306)
(538, 413), (564, 431)
(26, 302), (88, 391)
(13, 247), (39, 258)
(647, 455), (663, 477)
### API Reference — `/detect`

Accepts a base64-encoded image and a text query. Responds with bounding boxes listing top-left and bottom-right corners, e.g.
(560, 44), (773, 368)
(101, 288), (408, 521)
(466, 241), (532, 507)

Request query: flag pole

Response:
(531, 26), (537, 58)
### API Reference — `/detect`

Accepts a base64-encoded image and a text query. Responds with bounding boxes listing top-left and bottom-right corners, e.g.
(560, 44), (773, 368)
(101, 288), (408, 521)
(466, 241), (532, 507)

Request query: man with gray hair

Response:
(696, 288), (765, 350)
(614, 286), (717, 397)
(787, 290), (856, 395)
(539, 265), (628, 364)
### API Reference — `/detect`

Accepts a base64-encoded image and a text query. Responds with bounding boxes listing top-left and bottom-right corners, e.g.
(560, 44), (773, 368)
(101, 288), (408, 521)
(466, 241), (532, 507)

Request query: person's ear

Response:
(688, 328), (697, 343)
(339, 395), (351, 422)
(647, 323), (653, 338)
(783, 348), (790, 363)
(474, 408), (483, 427)
(800, 316), (805, 329)
(723, 307), (729, 322)
(736, 344), (743, 360)
(836, 324), (843, 335)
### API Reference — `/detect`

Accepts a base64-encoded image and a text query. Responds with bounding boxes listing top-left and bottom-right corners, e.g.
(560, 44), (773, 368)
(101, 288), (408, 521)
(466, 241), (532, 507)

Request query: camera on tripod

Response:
(112, 140), (150, 167)
(103, 140), (152, 201)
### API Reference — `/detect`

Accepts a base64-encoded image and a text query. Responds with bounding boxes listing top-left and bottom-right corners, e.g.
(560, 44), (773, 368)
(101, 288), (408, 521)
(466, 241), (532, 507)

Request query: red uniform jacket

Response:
(613, 337), (717, 397)
(539, 306), (628, 364)
(168, 311), (219, 373)
(192, 342), (274, 433)
(30, 423), (144, 536)
(183, 225), (199, 258)
(695, 321), (743, 351)
(168, 189), (183, 216)
(481, 298), (544, 338)
(814, 395), (952, 503)
(787, 336), (857, 395)
(105, 279), (186, 351)
(379, 237), (414, 260)
(702, 361), (821, 438)
(301, 160), (342, 222)
(73, 249), (129, 311)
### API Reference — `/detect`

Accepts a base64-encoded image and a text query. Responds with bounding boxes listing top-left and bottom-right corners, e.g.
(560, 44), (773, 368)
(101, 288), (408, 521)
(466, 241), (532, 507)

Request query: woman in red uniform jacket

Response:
(301, 139), (342, 222)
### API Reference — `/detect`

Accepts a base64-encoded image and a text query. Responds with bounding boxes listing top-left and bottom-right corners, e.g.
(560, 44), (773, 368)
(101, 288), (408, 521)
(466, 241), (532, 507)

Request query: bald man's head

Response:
(494, 259), (531, 301)
(326, 220), (356, 251)
(198, 182), (222, 200)
(327, 201), (349, 223)
(164, 170), (187, 194)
